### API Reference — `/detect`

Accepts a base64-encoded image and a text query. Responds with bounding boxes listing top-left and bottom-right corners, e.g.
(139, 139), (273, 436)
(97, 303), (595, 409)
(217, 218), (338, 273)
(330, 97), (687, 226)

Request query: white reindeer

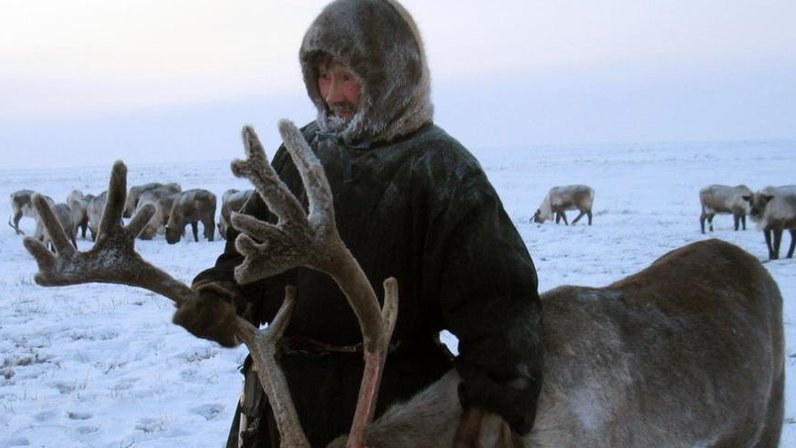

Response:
(744, 185), (796, 260)
(533, 184), (594, 225)
(699, 184), (753, 233)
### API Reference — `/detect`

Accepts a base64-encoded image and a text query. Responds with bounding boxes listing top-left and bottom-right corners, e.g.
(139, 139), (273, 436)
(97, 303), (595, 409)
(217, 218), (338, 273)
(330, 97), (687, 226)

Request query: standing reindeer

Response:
(24, 122), (784, 448)
(67, 189), (93, 240)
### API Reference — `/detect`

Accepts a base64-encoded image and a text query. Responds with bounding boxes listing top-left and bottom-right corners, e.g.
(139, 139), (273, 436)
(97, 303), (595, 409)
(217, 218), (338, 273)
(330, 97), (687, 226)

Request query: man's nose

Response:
(324, 78), (344, 103)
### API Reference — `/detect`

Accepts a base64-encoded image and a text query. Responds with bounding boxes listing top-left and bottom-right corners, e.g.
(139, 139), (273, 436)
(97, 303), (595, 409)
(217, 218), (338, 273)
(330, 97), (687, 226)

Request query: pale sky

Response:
(1, 0), (795, 169)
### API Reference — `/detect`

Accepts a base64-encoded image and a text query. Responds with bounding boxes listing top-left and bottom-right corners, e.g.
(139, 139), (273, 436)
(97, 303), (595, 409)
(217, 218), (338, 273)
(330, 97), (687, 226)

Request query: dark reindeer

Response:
(24, 122), (784, 448)
(164, 189), (217, 244)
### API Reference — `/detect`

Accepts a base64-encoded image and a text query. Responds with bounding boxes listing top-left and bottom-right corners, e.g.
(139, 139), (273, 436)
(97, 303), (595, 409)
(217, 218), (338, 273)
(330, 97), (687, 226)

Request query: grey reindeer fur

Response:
(331, 239), (783, 448)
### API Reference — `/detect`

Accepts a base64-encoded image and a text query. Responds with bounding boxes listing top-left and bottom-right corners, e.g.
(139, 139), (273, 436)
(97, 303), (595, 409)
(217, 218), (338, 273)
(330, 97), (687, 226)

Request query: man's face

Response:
(317, 59), (361, 120)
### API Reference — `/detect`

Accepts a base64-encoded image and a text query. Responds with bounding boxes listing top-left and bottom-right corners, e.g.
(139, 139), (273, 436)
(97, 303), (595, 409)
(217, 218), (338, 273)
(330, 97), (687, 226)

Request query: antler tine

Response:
(276, 119), (335, 226)
(96, 161), (128, 241)
(231, 126), (306, 226)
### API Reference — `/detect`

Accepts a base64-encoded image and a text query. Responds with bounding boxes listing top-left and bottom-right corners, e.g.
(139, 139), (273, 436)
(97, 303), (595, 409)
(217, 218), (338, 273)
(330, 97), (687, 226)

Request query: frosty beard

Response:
(322, 102), (359, 134)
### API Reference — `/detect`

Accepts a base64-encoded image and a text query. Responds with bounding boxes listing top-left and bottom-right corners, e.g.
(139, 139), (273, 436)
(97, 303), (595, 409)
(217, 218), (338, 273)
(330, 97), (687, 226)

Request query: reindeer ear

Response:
(742, 195), (751, 202)
(763, 194), (775, 202)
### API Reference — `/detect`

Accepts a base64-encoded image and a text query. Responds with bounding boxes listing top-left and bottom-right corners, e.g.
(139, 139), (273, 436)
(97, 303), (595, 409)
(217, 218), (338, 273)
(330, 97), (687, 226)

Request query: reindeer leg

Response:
(787, 229), (796, 259)
(772, 229), (783, 260)
(560, 211), (569, 226)
(205, 219), (215, 242)
(764, 229), (774, 259)
(571, 211), (585, 225)
(191, 222), (199, 242)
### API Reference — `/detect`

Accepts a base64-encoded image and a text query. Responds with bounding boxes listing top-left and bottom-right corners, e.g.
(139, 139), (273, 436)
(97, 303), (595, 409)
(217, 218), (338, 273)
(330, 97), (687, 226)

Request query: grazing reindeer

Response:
(219, 188), (254, 240)
(164, 189), (217, 244)
(533, 185), (594, 225)
(8, 189), (54, 235)
(24, 122), (783, 448)
(699, 184), (753, 233)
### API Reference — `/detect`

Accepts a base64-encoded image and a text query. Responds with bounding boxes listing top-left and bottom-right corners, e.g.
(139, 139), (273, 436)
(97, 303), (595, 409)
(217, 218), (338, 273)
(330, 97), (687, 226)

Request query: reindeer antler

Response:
(23, 162), (195, 302)
(230, 122), (399, 448)
(22, 158), (311, 447)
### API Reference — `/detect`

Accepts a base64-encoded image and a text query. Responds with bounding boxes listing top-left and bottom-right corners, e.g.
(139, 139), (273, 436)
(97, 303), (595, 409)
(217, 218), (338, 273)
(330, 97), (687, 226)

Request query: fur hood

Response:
(300, 0), (434, 145)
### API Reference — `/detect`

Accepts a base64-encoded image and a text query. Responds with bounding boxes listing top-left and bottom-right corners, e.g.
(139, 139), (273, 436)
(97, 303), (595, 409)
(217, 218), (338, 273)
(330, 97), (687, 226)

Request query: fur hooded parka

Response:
(299, 0), (433, 145)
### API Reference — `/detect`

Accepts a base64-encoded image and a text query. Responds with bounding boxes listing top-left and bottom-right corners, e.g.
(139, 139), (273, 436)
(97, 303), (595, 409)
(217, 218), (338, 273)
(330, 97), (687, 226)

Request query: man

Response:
(173, 0), (543, 446)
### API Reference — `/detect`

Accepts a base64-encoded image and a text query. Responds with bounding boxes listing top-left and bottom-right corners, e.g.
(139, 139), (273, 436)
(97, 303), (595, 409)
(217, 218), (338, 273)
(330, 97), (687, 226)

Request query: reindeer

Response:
(24, 122), (783, 448)
(135, 185), (182, 240)
(219, 188), (254, 239)
(744, 186), (796, 260)
(8, 189), (54, 235)
(86, 191), (108, 241)
(67, 189), (93, 240)
(699, 184), (753, 233)
(164, 189), (217, 244)
(533, 185), (594, 225)
(123, 182), (181, 218)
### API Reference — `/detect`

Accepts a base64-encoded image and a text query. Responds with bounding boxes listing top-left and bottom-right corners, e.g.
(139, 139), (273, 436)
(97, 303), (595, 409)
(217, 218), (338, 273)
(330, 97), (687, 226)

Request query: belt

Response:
(280, 336), (401, 357)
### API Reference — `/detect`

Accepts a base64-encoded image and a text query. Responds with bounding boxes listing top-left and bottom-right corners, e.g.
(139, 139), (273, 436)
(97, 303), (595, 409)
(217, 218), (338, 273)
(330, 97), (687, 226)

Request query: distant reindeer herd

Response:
(9, 178), (796, 261)
(9, 183), (253, 247)
(527, 182), (795, 261)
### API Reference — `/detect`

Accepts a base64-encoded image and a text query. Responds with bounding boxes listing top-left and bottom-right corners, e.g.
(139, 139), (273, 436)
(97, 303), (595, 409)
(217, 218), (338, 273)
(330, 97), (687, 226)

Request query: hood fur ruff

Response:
(300, 0), (434, 145)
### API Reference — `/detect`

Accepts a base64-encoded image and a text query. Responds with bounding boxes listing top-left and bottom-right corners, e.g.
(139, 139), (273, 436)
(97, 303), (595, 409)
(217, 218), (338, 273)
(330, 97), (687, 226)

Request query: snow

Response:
(1, 138), (795, 447)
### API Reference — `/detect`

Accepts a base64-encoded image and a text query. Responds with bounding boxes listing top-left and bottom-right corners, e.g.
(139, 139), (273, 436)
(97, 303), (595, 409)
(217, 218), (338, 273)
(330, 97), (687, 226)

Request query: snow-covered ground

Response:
(1, 138), (794, 447)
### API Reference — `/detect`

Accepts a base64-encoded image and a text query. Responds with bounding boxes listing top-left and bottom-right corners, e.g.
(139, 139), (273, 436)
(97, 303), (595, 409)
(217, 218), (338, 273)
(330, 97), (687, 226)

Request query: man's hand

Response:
(172, 280), (242, 348)
(453, 407), (524, 448)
